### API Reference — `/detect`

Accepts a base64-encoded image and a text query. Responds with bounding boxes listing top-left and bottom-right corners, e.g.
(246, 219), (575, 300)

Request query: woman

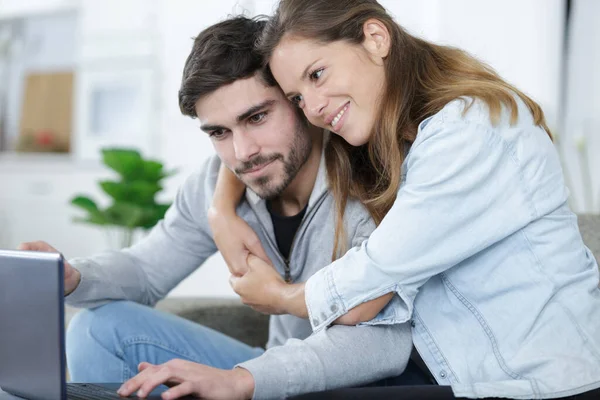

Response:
(210, 0), (600, 398)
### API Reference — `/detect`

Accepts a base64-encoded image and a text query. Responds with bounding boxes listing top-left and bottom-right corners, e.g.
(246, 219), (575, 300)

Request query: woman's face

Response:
(269, 21), (390, 146)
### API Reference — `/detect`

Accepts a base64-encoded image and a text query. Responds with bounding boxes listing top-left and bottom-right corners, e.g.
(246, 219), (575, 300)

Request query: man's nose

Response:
(233, 130), (260, 162)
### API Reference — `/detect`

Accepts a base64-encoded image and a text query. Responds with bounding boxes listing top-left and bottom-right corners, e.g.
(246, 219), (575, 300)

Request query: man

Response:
(20, 17), (412, 399)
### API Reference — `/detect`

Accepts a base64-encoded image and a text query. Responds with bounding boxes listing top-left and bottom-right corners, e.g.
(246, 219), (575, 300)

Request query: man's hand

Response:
(209, 163), (273, 276)
(17, 241), (81, 296)
(117, 360), (254, 400)
(229, 254), (289, 315)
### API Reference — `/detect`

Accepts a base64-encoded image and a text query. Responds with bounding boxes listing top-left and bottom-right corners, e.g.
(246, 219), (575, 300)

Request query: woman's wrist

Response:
(232, 367), (255, 399)
(279, 282), (308, 319)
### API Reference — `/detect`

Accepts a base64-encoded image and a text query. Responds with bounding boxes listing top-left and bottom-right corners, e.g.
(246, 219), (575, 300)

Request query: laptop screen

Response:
(0, 250), (66, 400)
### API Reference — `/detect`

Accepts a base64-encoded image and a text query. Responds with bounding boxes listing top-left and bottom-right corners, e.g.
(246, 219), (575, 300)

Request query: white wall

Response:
(2, 0), (582, 298)
(156, 0), (256, 298)
(561, 0), (600, 213)
(157, 0), (567, 183)
(382, 0), (564, 130)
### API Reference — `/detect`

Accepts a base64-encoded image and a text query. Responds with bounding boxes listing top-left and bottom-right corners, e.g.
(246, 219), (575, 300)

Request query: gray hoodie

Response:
(65, 151), (412, 399)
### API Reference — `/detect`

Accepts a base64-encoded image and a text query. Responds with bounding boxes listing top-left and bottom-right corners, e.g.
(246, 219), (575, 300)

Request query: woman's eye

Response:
(290, 95), (303, 106)
(249, 112), (266, 123)
(309, 68), (324, 80)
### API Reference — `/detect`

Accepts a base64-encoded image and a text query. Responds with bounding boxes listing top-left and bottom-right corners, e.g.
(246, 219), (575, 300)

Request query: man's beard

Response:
(235, 122), (312, 200)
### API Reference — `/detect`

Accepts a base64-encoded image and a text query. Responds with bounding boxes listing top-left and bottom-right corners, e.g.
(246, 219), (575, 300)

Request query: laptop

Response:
(0, 249), (182, 400)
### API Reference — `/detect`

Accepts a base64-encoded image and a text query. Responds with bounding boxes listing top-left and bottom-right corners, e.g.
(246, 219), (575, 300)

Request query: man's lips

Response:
(241, 159), (276, 175)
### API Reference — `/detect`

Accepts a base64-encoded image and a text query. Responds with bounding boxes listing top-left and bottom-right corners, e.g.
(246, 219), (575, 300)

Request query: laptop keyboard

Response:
(66, 383), (124, 399)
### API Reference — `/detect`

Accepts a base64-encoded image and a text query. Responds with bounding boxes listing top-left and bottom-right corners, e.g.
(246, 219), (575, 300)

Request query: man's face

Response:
(196, 75), (311, 199)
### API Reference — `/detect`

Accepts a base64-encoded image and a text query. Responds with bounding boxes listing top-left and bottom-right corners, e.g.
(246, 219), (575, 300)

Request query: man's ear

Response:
(361, 18), (391, 64)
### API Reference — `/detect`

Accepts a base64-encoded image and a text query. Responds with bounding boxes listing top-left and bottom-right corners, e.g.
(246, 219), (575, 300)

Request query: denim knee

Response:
(66, 301), (148, 382)
(66, 301), (139, 366)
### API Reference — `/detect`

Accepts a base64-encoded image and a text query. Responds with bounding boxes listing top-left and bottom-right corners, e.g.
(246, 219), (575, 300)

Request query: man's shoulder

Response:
(178, 156), (257, 219)
(180, 154), (222, 198)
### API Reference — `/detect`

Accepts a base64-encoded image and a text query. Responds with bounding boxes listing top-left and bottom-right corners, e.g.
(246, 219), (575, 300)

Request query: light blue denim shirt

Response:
(305, 96), (600, 399)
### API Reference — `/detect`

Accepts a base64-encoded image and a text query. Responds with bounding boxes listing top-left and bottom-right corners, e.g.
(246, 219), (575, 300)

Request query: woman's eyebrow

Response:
(284, 59), (321, 98)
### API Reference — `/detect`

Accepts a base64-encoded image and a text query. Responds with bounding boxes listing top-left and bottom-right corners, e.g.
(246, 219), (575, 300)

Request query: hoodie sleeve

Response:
(237, 322), (411, 399)
(65, 157), (221, 308)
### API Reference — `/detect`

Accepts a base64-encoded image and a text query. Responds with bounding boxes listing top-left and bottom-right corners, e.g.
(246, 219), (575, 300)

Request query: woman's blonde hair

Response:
(258, 0), (551, 260)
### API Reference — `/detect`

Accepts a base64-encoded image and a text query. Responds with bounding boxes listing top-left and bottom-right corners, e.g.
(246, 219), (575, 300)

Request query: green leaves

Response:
(99, 181), (162, 205)
(71, 196), (99, 213)
(101, 148), (177, 182)
(70, 147), (175, 232)
(102, 148), (143, 180)
(71, 196), (107, 225)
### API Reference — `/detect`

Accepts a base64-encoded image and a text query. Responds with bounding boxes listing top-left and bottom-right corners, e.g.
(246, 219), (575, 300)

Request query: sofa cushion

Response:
(155, 298), (269, 348)
(577, 214), (600, 263)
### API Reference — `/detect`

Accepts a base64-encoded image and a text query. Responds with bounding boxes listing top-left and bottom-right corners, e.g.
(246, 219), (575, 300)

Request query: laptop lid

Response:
(0, 249), (66, 400)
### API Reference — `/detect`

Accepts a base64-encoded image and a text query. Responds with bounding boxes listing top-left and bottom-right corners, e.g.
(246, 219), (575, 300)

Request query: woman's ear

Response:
(361, 18), (391, 63)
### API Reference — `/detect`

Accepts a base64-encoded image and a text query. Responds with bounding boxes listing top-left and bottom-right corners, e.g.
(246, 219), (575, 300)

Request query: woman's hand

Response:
(228, 254), (394, 321)
(230, 255), (309, 318)
(209, 164), (272, 276)
(229, 254), (288, 315)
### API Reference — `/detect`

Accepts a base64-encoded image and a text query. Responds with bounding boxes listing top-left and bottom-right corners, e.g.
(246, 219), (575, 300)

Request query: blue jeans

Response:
(66, 301), (265, 383)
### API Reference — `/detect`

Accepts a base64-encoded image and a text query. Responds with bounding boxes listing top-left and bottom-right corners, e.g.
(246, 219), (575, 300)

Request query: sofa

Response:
(65, 214), (600, 349)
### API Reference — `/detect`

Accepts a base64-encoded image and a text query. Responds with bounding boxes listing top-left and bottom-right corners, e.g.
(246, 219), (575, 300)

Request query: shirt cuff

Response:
(64, 258), (99, 307)
(304, 266), (346, 332)
(236, 358), (287, 400)
(236, 339), (325, 399)
(305, 243), (414, 332)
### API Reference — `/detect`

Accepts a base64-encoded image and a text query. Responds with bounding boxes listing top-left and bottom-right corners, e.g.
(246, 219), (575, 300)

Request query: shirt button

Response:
(330, 304), (338, 313)
(312, 318), (320, 326)
(410, 320), (416, 328)
(439, 370), (447, 379)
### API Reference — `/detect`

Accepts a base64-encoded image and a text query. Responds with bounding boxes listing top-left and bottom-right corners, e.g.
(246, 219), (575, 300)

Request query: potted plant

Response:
(71, 148), (176, 248)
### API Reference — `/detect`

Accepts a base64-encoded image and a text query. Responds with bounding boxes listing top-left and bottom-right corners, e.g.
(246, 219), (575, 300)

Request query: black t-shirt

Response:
(266, 201), (308, 260)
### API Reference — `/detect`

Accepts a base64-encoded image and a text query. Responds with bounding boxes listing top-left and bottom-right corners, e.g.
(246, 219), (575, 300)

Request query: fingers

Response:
(229, 275), (243, 296)
(247, 254), (271, 269)
(162, 381), (194, 400)
(137, 366), (180, 399)
(118, 363), (169, 398)
(228, 250), (250, 276)
(138, 361), (152, 371)
(17, 240), (55, 252)
(242, 226), (273, 266)
(229, 275), (238, 289)
(230, 275), (252, 305)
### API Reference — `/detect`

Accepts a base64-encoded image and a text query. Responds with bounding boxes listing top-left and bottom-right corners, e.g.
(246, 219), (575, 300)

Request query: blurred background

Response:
(0, 0), (598, 298)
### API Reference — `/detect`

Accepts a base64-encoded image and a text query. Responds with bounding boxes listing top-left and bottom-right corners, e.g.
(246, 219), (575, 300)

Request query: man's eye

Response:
(309, 68), (324, 80)
(209, 130), (227, 139)
(249, 112), (266, 123)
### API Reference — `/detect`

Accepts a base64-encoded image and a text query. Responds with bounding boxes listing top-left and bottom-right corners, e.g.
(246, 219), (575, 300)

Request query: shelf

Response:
(0, 0), (79, 21)
(0, 151), (101, 172)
